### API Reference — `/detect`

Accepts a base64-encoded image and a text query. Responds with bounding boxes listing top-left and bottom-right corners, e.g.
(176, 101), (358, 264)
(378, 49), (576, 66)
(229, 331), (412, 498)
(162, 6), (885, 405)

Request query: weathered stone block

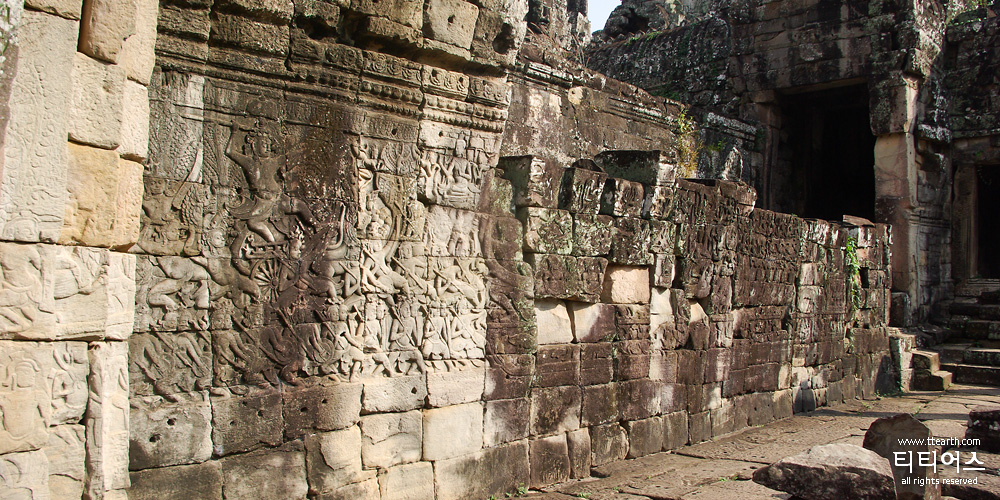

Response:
(580, 343), (614, 385)
(426, 364), (485, 407)
(501, 156), (563, 208)
(209, 13), (290, 57)
(626, 416), (664, 458)
(615, 339), (652, 380)
(688, 411), (711, 444)
(378, 462), (435, 500)
(127, 461), (223, 500)
(520, 207), (573, 254)
(581, 383), (618, 427)
(535, 344), (579, 387)
(619, 379), (659, 420)
(0, 450), (55, 499)
(316, 477), (379, 500)
(362, 375), (427, 413)
(560, 166), (608, 214)
(566, 428), (591, 478)
(359, 410), (422, 469)
(45, 424), (86, 499)
(600, 178), (644, 217)
(530, 253), (607, 301)
(590, 423), (628, 467)
(663, 410), (688, 450)
(424, 0), (479, 49)
(422, 402), (484, 460)
(283, 383), (362, 439)
(1, 11), (77, 243)
(529, 434), (570, 488)
(120, 80), (150, 161)
(485, 398), (530, 446)
(210, 388), (283, 456)
(69, 53), (126, 149)
(24, 0), (82, 19)
(659, 383), (686, 414)
(484, 353), (533, 400)
(534, 299), (572, 345)
(614, 304), (650, 340)
(222, 446), (309, 500)
(569, 302), (615, 343)
(79, 0), (137, 63)
(434, 441), (529, 500)
(85, 341), (130, 498)
(129, 393), (212, 470)
(601, 266), (650, 304)
(610, 217), (652, 266)
(119, 0), (158, 84)
(572, 213), (614, 257)
(61, 144), (120, 247)
(595, 150), (676, 187)
(530, 386), (580, 436)
(305, 427), (366, 495)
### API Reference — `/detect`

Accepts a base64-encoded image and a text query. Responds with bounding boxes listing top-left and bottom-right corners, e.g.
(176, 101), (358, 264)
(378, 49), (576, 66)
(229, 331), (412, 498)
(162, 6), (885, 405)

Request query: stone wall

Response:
(0, 0), (156, 498)
(586, 0), (955, 325)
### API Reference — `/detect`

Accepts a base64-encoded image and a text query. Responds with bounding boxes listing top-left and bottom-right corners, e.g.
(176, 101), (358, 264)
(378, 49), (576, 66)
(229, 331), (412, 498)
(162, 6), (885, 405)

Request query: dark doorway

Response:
(977, 165), (1000, 279)
(778, 85), (876, 221)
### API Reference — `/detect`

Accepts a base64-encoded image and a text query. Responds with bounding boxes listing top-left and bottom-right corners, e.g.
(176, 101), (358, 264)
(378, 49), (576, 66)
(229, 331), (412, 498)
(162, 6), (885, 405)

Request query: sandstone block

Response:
(434, 441), (529, 500)
(501, 156), (563, 208)
(24, 0), (82, 19)
(119, 80), (150, 161)
(80, 0), (137, 62)
(69, 53), (125, 149)
(529, 434), (570, 488)
(210, 388), (283, 456)
(752, 443), (896, 500)
(426, 364), (485, 407)
(534, 344), (579, 387)
(209, 13), (290, 57)
(61, 144), (120, 247)
(530, 386), (580, 436)
(85, 341), (130, 498)
(600, 178), (644, 217)
(560, 165), (607, 214)
(1, 11), (77, 242)
(610, 217), (652, 266)
(534, 299), (573, 345)
(572, 213), (614, 257)
(484, 354), (533, 400)
(663, 410), (689, 450)
(566, 428), (591, 478)
(129, 393), (212, 470)
(424, 0), (478, 49)
(378, 462), (434, 500)
(316, 477), (379, 500)
(306, 427), (366, 494)
(863, 413), (941, 500)
(601, 266), (650, 304)
(626, 416), (664, 458)
(520, 207), (573, 254)
(112, 159), (144, 248)
(283, 383), (362, 439)
(581, 383), (618, 427)
(45, 424), (86, 499)
(484, 398), (530, 446)
(221, 447), (309, 500)
(569, 302), (615, 343)
(590, 423), (628, 467)
(362, 375), (426, 413)
(351, 0), (422, 30)
(595, 150), (676, 187)
(118, 0), (158, 83)
(127, 461), (223, 500)
(0, 450), (51, 499)
(579, 343), (614, 385)
(359, 411), (422, 469)
(422, 402), (484, 461)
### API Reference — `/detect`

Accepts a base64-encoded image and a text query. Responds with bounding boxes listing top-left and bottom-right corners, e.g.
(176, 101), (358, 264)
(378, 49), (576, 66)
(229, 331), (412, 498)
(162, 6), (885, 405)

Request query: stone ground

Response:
(524, 384), (1000, 500)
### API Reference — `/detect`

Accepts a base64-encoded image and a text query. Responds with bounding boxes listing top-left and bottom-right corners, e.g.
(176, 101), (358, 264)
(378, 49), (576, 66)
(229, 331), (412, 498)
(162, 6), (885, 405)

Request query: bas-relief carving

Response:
(0, 342), (88, 456)
(86, 342), (130, 497)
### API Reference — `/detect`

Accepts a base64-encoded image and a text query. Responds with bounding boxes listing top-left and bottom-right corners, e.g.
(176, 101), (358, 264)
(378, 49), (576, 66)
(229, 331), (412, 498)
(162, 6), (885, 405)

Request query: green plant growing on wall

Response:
(845, 236), (862, 314)
(675, 109), (703, 178)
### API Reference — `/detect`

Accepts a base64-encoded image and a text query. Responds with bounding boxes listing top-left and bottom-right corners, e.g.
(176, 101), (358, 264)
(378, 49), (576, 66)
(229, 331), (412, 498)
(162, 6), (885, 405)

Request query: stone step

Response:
(947, 317), (1000, 340)
(911, 350), (943, 372)
(950, 302), (1000, 320)
(936, 344), (1000, 367)
(912, 370), (953, 391)
(940, 363), (1000, 386)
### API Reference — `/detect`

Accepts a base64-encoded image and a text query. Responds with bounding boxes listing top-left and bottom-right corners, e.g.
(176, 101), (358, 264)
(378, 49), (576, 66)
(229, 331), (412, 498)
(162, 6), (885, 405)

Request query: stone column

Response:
(0, 0), (156, 498)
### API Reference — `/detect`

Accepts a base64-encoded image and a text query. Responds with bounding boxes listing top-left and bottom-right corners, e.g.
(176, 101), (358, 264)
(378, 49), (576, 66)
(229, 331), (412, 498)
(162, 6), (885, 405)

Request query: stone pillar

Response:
(0, 0), (156, 498)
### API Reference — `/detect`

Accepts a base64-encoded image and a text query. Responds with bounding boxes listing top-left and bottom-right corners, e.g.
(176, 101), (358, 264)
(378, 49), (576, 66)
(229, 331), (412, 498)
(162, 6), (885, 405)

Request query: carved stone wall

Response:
(0, 0), (156, 498)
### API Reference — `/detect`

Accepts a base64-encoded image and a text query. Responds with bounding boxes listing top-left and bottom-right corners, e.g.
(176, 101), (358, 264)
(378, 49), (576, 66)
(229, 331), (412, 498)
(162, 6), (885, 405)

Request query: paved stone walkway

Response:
(525, 384), (1000, 500)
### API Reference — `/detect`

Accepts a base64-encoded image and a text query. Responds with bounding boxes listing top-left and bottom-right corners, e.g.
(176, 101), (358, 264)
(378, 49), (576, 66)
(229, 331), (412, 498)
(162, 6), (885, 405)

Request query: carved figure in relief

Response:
(0, 245), (43, 333)
(147, 257), (212, 331)
(0, 355), (48, 451)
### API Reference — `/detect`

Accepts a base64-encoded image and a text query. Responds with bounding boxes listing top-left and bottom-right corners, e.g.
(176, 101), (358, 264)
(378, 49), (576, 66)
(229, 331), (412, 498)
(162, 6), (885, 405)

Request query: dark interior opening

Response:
(777, 85), (876, 221)
(977, 165), (1000, 279)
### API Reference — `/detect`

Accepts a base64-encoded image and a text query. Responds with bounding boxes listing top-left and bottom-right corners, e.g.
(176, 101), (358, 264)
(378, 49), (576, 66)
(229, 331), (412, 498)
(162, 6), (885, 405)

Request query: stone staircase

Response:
(911, 349), (954, 391)
(929, 292), (1000, 387)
